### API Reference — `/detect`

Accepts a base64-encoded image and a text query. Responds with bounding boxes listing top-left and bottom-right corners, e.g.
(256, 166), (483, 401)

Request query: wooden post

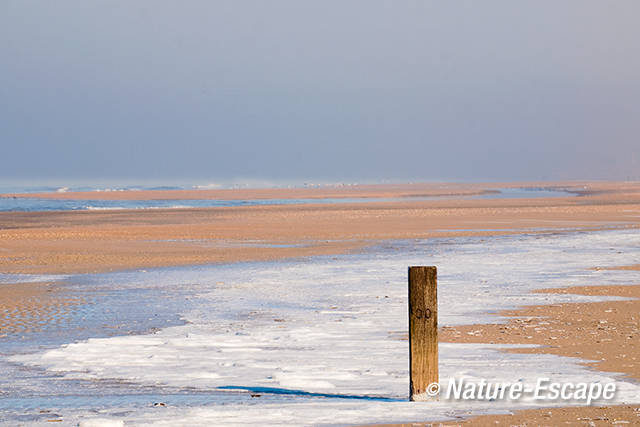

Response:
(408, 266), (438, 401)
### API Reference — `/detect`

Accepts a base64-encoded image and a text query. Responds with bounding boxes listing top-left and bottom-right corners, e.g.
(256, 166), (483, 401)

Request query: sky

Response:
(1, 1), (639, 184)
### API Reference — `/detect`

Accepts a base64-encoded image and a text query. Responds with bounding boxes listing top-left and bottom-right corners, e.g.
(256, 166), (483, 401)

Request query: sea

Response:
(0, 185), (575, 212)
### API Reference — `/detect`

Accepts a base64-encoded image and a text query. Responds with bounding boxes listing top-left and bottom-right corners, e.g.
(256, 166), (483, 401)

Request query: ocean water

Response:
(2, 229), (639, 425)
(0, 183), (188, 195)
(0, 187), (574, 212)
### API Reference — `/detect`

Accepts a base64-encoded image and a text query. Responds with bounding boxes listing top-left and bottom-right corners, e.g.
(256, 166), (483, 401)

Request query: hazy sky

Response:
(1, 1), (639, 183)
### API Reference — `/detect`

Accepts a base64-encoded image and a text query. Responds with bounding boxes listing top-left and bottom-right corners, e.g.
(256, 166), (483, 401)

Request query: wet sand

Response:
(0, 281), (82, 337)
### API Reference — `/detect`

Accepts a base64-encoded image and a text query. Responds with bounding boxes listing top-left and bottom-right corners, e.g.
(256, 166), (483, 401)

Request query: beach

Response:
(2, 182), (640, 275)
(1, 181), (640, 425)
(6, 0), (640, 423)
(435, 272), (640, 426)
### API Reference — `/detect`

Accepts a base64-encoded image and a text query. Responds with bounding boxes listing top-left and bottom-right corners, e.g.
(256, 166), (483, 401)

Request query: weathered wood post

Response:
(408, 266), (438, 401)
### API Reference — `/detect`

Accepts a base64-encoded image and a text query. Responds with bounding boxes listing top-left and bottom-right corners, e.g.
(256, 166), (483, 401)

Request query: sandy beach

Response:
(441, 281), (640, 381)
(2, 181), (640, 424)
(435, 268), (640, 426)
(2, 182), (640, 275)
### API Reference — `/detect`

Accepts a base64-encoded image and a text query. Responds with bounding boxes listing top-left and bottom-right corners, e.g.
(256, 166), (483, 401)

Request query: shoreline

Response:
(0, 181), (586, 201)
(2, 181), (640, 275)
(2, 182), (640, 424)
(2, 180), (638, 202)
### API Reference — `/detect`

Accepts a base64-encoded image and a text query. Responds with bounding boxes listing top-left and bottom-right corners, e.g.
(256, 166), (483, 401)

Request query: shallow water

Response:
(0, 187), (574, 212)
(2, 229), (640, 425)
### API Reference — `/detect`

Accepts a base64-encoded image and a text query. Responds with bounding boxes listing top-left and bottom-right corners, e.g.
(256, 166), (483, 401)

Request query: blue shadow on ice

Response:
(217, 386), (403, 402)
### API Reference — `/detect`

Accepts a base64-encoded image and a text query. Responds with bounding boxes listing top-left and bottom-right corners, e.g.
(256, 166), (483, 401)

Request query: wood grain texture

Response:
(408, 266), (438, 401)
